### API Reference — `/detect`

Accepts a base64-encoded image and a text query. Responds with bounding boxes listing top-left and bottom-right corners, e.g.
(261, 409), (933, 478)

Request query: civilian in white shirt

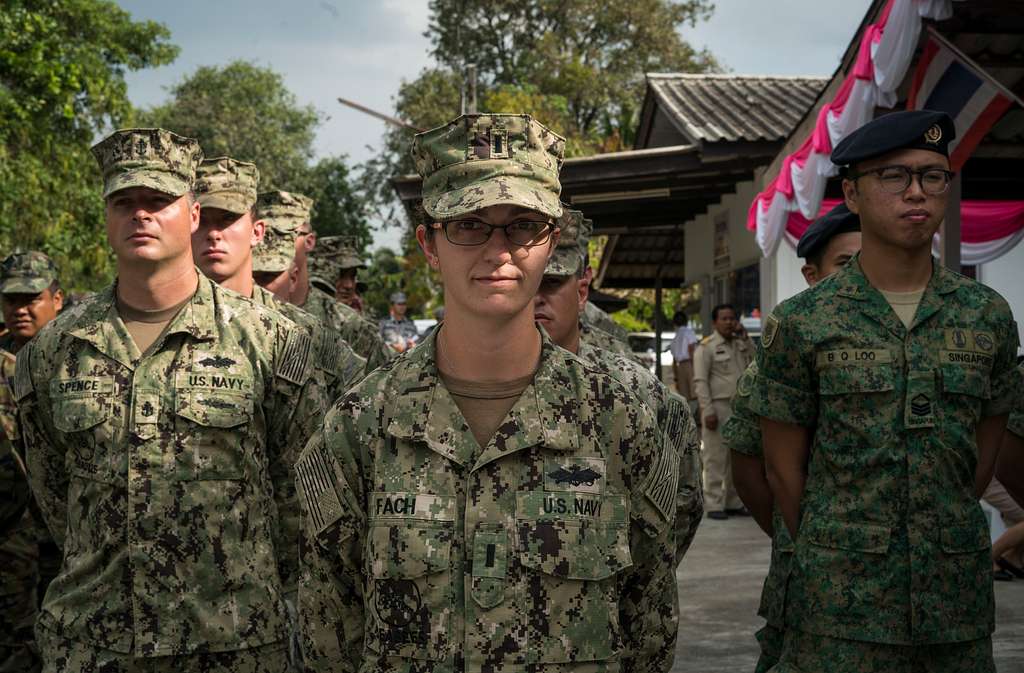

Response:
(670, 310), (698, 400)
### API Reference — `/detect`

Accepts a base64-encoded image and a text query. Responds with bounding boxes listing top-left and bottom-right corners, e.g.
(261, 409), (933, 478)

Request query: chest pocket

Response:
(174, 386), (254, 480)
(817, 364), (897, 447)
(364, 521), (453, 661)
(51, 379), (118, 482)
(516, 518), (633, 663)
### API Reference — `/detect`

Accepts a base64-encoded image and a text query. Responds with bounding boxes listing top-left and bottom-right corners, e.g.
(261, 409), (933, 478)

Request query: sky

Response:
(117, 0), (874, 249)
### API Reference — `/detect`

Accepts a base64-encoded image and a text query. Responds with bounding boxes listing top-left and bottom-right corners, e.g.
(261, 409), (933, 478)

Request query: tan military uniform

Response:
(692, 330), (752, 512)
(17, 276), (326, 662)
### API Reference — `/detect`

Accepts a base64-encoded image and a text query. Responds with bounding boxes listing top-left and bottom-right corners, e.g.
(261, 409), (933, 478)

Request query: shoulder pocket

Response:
(364, 522), (453, 661)
(820, 365), (896, 395)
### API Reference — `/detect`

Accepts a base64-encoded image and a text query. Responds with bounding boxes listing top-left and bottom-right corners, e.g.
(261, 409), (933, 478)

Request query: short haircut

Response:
(48, 280), (61, 295)
(672, 310), (687, 327)
(804, 246), (826, 270)
(711, 303), (736, 321)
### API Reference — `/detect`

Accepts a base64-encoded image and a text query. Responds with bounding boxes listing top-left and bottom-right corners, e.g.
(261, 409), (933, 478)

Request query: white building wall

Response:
(978, 242), (1024, 351)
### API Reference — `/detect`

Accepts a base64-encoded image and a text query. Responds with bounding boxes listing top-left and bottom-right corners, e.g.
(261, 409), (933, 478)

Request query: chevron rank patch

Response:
(644, 445), (680, 522)
(295, 441), (344, 537)
(277, 329), (313, 384)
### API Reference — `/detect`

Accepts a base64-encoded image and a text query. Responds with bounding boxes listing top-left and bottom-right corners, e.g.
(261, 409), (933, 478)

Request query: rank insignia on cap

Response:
(924, 124), (943, 145)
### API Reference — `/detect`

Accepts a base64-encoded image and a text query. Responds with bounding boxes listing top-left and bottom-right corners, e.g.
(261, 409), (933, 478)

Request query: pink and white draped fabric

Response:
(748, 0), (955, 257)
(785, 198), (1024, 266)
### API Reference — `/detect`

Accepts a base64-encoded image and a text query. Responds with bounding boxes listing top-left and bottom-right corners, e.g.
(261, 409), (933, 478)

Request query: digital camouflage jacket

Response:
(302, 285), (392, 373)
(577, 336), (703, 564)
(16, 275), (327, 656)
(296, 330), (680, 673)
(722, 361), (793, 631)
(1007, 364), (1024, 439)
(252, 285), (366, 404)
(749, 255), (1021, 645)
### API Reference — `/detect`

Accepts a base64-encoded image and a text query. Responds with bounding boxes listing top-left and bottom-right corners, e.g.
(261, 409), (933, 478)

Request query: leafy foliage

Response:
(0, 0), (178, 290)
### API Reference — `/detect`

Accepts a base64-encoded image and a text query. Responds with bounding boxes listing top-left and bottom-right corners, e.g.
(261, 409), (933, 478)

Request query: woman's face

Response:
(417, 204), (558, 323)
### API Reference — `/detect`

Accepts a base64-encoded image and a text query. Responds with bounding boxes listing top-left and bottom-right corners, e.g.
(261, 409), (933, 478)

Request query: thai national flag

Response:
(907, 33), (1013, 170)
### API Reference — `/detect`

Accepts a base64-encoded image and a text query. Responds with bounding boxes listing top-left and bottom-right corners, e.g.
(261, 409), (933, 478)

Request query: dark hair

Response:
(804, 247), (826, 270)
(711, 303), (736, 321)
(48, 280), (61, 295)
(672, 310), (687, 327)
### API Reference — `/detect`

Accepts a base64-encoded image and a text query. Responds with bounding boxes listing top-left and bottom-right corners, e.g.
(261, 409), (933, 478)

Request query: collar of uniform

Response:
(162, 271), (217, 342)
(385, 327), (579, 469)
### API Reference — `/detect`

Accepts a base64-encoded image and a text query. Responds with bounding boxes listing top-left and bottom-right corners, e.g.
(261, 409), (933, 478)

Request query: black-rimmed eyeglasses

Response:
(847, 165), (955, 195)
(433, 219), (554, 247)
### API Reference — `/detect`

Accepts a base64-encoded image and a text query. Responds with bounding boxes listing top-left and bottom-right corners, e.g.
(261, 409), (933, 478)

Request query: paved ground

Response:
(671, 514), (1024, 672)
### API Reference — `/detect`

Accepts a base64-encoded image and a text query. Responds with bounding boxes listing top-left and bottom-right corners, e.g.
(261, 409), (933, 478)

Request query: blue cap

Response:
(831, 110), (956, 167)
(797, 203), (860, 260)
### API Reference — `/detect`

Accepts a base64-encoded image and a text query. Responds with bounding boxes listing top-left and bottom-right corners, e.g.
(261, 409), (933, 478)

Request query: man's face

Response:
(712, 308), (738, 338)
(336, 268), (358, 303)
(843, 148), (950, 252)
(105, 187), (200, 265)
(1, 288), (63, 343)
(391, 301), (408, 319)
(534, 271), (588, 350)
(416, 204), (558, 322)
(192, 207), (263, 283)
(801, 231), (862, 286)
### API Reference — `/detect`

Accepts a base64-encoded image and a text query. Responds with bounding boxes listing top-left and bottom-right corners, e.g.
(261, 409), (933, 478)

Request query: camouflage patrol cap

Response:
(545, 207), (593, 277)
(252, 191), (313, 273)
(0, 251), (59, 295)
(412, 113), (565, 220)
(90, 128), (203, 198)
(195, 157), (259, 215)
(316, 235), (365, 270)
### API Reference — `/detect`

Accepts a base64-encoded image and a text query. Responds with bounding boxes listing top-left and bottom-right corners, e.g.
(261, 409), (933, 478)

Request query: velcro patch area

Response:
(295, 441), (344, 537)
(277, 329), (313, 385)
(644, 446), (680, 522)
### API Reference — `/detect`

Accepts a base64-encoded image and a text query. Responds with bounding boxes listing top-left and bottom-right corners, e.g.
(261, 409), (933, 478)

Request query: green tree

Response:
(138, 61), (320, 190)
(305, 156), (371, 243)
(0, 0), (178, 290)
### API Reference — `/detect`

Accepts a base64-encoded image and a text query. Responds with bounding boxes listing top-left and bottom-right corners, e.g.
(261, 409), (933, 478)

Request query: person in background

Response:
(725, 201), (861, 673)
(379, 291), (418, 353)
(753, 110), (1019, 672)
(670, 310), (698, 401)
(693, 303), (753, 520)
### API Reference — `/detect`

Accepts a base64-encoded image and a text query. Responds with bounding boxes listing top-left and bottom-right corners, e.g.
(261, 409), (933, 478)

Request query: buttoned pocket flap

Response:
(368, 523), (452, 580)
(940, 364), (991, 399)
(803, 518), (891, 554)
(54, 397), (110, 433)
(819, 365), (895, 395)
(175, 389), (253, 428)
(940, 517), (990, 554)
(518, 520), (632, 580)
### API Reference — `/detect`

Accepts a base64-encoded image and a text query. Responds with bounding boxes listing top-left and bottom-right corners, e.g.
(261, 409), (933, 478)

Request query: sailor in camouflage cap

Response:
(17, 129), (328, 671)
(534, 206), (703, 565)
(309, 235), (365, 308)
(0, 252), (63, 354)
(752, 109), (1019, 672)
(296, 115), (680, 672)
(255, 192), (392, 371)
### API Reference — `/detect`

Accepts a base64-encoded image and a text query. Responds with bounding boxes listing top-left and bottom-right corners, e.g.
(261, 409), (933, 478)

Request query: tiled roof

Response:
(646, 73), (829, 144)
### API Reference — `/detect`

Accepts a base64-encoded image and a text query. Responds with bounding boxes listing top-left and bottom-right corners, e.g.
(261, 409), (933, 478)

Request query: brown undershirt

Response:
(438, 370), (534, 449)
(116, 294), (192, 355)
(880, 288), (925, 330)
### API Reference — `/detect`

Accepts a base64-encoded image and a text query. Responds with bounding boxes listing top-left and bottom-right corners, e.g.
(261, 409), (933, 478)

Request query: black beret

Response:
(797, 202), (860, 260)
(831, 110), (956, 167)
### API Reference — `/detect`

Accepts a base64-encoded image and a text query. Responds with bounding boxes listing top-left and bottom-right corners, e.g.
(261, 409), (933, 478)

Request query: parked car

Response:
(627, 331), (678, 375)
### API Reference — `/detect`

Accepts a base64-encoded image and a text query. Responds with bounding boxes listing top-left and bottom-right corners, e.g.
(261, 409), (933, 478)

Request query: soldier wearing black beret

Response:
(751, 109), (1020, 672)
(797, 202), (862, 285)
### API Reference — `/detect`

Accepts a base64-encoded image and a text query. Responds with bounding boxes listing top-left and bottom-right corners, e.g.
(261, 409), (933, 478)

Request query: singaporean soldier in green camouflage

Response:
(723, 202), (861, 673)
(296, 114), (680, 673)
(16, 128), (328, 672)
(253, 192), (391, 372)
(535, 206), (703, 564)
(996, 364), (1024, 507)
(751, 110), (1021, 672)
(191, 158), (366, 403)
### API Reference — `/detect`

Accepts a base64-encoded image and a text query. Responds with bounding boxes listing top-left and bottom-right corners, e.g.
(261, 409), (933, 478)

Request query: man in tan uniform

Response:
(692, 303), (753, 519)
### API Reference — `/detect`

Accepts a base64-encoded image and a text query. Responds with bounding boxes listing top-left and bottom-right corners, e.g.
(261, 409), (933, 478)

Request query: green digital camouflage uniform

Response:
(308, 236), (363, 298)
(1006, 364), (1024, 440)
(15, 128), (328, 670)
(749, 254), (1021, 672)
(0, 252), (64, 673)
(195, 161), (367, 405)
(253, 192), (391, 373)
(296, 331), (679, 673)
(721, 361), (792, 673)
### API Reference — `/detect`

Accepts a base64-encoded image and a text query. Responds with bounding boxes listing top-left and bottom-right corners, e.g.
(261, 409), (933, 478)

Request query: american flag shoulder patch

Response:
(295, 441), (344, 537)
(277, 329), (313, 385)
(316, 329), (341, 377)
(644, 445), (680, 523)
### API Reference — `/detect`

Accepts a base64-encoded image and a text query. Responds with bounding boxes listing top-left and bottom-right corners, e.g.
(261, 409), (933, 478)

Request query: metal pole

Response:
(467, 64), (478, 114)
(941, 173), (962, 271)
(655, 273), (664, 382)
